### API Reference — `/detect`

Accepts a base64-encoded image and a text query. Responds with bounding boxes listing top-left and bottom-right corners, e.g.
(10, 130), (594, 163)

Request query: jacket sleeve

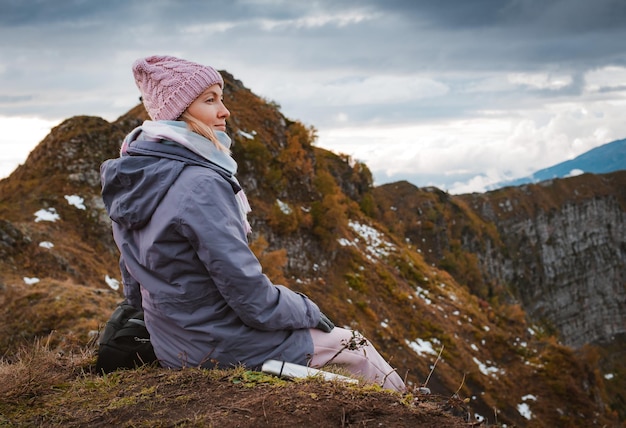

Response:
(179, 171), (321, 331)
(120, 256), (142, 309)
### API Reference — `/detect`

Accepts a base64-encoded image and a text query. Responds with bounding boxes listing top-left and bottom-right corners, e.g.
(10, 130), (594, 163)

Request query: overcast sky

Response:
(1, 0), (625, 193)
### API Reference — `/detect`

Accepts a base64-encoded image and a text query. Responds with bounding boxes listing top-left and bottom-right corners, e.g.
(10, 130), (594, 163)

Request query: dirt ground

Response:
(1, 364), (472, 427)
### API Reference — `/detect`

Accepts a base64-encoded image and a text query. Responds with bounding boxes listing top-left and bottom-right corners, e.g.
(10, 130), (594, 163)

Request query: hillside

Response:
(0, 71), (624, 427)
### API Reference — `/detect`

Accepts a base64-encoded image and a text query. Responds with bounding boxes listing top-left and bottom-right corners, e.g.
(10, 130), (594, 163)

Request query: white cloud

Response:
(259, 73), (448, 110)
(180, 22), (238, 35)
(508, 72), (573, 90)
(584, 66), (626, 92)
(316, 89), (626, 193)
(258, 10), (375, 30)
(329, 75), (449, 105)
(0, 117), (60, 179)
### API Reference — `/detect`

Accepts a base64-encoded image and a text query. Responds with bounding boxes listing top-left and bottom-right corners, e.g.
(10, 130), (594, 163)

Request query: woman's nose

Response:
(220, 104), (230, 118)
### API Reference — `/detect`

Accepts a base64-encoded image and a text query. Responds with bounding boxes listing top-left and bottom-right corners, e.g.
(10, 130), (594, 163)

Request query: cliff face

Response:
(373, 173), (626, 349)
(463, 174), (626, 348)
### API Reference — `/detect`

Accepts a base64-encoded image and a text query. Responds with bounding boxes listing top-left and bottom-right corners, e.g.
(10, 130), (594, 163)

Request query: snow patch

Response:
(517, 402), (533, 420)
(338, 221), (396, 261)
(338, 238), (354, 247)
(414, 285), (432, 304)
(34, 207), (60, 222)
(105, 275), (120, 291)
(406, 338), (438, 357)
(237, 129), (256, 140)
(473, 357), (502, 378)
(566, 168), (584, 177)
(65, 194), (86, 210)
(276, 199), (292, 215)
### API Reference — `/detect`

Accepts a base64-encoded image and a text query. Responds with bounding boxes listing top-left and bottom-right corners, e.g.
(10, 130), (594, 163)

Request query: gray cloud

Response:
(1, 0), (625, 191)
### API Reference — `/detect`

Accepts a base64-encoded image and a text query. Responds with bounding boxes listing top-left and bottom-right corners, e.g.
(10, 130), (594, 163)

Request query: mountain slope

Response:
(0, 72), (622, 426)
(493, 138), (626, 189)
(373, 174), (626, 347)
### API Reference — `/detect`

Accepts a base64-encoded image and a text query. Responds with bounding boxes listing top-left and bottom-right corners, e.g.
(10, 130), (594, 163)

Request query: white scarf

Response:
(121, 120), (252, 235)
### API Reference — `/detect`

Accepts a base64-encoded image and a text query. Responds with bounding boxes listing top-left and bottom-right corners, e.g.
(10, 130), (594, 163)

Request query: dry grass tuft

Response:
(0, 334), (94, 405)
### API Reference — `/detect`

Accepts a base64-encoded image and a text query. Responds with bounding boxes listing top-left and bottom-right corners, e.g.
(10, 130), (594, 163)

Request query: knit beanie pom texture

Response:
(132, 55), (224, 121)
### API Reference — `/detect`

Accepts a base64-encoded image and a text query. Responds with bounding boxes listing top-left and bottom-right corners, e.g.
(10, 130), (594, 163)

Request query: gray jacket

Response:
(100, 138), (320, 369)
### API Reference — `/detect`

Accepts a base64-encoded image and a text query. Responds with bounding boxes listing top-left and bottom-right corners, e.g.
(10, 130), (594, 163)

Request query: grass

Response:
(0, 338), (471, 428)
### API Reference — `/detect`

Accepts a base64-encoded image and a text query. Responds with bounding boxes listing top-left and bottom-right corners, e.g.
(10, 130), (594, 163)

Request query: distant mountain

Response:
(492, 138), (626, 189)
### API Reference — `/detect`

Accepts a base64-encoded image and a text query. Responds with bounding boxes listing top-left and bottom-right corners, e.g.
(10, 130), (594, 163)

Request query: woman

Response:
(100, 55), (405, 392)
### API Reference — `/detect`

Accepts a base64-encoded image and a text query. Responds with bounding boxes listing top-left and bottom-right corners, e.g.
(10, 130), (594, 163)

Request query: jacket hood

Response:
(101, 123), (243, 231)
(101, 153), (186, 230)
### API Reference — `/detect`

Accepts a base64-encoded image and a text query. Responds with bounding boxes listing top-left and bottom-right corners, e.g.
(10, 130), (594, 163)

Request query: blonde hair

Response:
(179, 111), (230, 154)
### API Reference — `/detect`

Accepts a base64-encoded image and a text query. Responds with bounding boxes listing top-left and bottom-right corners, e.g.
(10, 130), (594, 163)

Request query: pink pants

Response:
(308, 327), (405, 392)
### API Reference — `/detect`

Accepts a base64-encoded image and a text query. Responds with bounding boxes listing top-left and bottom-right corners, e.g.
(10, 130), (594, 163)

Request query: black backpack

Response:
(96, 300), (158, 374)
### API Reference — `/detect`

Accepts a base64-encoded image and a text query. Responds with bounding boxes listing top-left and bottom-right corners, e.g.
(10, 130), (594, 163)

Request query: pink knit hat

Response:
(132, 55), (224, 121)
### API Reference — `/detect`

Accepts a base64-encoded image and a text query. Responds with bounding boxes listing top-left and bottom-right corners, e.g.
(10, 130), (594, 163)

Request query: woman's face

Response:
(186, 84), (230, 132)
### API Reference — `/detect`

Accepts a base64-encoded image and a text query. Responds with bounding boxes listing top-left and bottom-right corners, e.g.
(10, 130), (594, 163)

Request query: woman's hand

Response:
(316, 312), (335, 333)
